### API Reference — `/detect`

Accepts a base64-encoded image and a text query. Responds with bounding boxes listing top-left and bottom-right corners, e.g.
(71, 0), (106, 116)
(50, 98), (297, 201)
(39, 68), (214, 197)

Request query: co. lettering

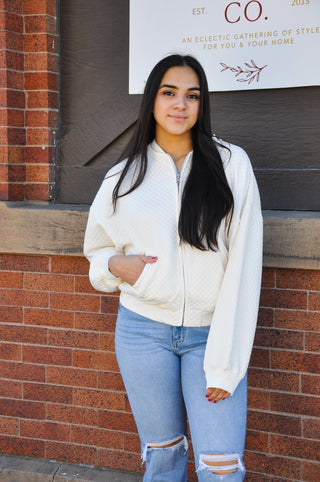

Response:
(225, 1), (263, 24)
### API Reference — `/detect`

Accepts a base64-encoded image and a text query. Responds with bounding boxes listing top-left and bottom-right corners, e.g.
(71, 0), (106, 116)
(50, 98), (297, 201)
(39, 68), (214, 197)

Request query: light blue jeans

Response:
(115, 304), (247, 481)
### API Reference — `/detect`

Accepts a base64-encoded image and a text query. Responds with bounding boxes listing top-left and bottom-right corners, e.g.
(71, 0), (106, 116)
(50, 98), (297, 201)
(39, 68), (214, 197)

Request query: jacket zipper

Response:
(176, 171), (186, 326)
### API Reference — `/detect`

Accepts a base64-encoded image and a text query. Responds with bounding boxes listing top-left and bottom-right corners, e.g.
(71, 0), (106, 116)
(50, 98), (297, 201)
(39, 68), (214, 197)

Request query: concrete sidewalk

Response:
(0, 454), (143, 481)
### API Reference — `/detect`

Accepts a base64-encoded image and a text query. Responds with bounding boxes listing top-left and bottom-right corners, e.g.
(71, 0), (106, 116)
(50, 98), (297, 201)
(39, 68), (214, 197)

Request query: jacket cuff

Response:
(205, 367), (243, 395)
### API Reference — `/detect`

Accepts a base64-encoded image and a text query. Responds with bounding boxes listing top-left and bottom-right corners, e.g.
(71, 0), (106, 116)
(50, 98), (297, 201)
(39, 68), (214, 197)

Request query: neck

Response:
(155, 132), (193, 172)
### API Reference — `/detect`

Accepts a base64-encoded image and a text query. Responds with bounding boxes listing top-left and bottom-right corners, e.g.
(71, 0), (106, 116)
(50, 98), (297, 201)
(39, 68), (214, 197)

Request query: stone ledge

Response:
(0, 454), (143, 482)
(1, 202), (320, 269)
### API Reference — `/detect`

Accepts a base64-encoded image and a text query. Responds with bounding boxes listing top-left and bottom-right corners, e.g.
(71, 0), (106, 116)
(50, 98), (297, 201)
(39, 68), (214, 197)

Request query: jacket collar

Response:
(148, 140), (193, 178)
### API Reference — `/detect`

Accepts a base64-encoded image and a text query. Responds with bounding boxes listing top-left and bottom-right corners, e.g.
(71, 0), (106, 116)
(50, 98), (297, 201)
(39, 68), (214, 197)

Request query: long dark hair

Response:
(112, 54), (234, 251)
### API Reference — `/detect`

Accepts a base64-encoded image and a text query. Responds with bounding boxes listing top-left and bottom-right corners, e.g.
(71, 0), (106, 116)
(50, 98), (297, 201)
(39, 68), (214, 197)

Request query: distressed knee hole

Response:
(199, 453), (244, 476)
(142, 435), (188, 462)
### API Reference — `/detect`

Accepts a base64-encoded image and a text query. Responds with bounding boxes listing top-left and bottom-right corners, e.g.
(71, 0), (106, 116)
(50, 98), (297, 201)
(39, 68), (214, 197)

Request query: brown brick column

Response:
(0, 0), (57, 201)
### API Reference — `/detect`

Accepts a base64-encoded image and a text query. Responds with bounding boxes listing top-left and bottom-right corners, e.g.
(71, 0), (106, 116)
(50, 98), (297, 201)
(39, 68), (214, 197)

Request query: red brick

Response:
(260, 288), (308, 310)
(26, 146), (54, 163)
(243, 474), (269, 482)
(301, 375), (320, 396)
(254, 327), (304, 351)
(247, 388), (270, 411)
(99, 333), (115, 352)
(75, 275), (100, 294)
(24, 33), (56, 53)
(7, 164), (26, 182)
(24, 15), (56, 35)
(0, 435), (44, 458)
(73, 350), (118, 371)
(309, 292), (320, 312)
(25, 182), (51, 200)
(25, 72), (57, 91)
(271, 392), (320, 417)
(24, 307), (74, 328)
(26, 127), (55, 145)
(25, 52), (57, 72)
(243, 430), (269, 453)
(302, 461), (320, 481)
(73, 388), (125, 411)
(99, 410), (137, 433)
(70, 426), (122, 449)
(1, 254), (49, 272)
(1, 146), (25, 163)
(0, 398), (45, 419)
(0, 0), (23, 15)
(0, 271), (23, 288)
(270, 433), (320, 460)
(123, 432), (140, 454)
(4, 108), (24, 127)
(46, 441), (97, 466)
(101, 296), (120, 314)
(23, 345), (71, 366)
(23, 382), (72, 404)
(0, 12), (23, 33)
(74, 313), (116, 332)
(20, 420), (69, 442)
(46, 403), (97, 426)
(0, 324), (47, 344)
(0, 342), (21, 361)
(46, 366), (97, 388)
(275, 309), (320, 331)
(24, 272), (74, 292)
(48, 329), (99, 349)
(4, 50), (24, 70)
(23, 0), (56, 16)
(248, 368), (300, 392)
(0, 416), (19, 436)
(97, 449), (142, 476)
(277, 268), (320, 291)
(50, 292), (100, 313)
(303, 418), (320, 440)
(247, 410), (301, 436)
(262, 268), (276, 288)
(0, 30), (23, 51)
(0, 379), (22, 398)
(249, 348), (270, 369)
(27, 90), (57, 109)
(1, 288), (48, 308)
(305, 332), (320, 353)
(271, 350), (320, 374)
(257, 307), (274, 327)
(25, 109), (57, 128)
(98, 372), (125, 391)
(0, 360), (45, 382)
(244, 451), (301, 479)
(5, 89), (25, 108)
(51, 256), (89, 275)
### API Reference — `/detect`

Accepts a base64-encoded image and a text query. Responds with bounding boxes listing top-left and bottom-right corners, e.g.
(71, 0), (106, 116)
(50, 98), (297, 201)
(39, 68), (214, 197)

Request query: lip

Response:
(169, 115), (187, 122)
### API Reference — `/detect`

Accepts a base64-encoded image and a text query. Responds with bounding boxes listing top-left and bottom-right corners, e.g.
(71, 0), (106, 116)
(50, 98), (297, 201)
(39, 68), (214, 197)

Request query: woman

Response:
(84, 54), (263, 481)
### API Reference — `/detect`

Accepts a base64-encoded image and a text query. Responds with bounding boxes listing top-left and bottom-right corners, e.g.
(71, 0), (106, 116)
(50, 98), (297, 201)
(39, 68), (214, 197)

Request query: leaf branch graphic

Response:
(220, 59), (267, 84)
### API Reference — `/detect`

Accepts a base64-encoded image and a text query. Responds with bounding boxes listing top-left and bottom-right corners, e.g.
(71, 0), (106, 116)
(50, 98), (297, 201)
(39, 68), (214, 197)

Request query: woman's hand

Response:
(108, 254), (158, 286)
(206, 387), (231, 403)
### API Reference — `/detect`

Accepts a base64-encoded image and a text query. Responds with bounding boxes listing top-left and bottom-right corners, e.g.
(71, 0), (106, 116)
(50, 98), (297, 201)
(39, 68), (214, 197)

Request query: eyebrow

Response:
(159, 83), (201, 91)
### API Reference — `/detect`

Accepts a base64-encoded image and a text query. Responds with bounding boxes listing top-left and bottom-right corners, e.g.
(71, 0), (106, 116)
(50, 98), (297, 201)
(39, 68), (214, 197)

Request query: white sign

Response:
(129, 0), (320, 93)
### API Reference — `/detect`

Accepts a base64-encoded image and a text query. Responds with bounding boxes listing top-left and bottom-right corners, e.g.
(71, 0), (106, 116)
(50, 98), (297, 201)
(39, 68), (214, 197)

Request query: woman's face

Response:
(153, 66), (200, 144)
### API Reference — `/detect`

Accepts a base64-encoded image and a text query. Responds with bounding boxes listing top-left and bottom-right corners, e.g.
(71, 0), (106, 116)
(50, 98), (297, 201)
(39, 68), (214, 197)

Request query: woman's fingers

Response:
(205, 387), (231, 403)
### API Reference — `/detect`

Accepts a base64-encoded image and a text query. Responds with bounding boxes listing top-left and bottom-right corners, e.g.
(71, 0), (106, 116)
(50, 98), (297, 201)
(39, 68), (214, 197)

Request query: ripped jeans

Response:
(115, 304), (247, 481)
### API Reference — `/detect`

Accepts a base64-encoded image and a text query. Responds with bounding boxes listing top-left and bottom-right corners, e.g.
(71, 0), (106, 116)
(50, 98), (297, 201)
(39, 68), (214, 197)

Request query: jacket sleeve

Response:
(83, 208), (123, 293)
(204, 148), (263, 395)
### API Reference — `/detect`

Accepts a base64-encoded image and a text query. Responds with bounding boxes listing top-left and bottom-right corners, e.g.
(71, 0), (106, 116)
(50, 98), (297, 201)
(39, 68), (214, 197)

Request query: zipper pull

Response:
(176, 173), (181, 184)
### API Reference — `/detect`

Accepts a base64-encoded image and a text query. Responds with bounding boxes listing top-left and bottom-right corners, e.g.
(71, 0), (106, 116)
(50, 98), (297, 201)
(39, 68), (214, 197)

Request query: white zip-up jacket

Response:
(84, 139), (263, 394)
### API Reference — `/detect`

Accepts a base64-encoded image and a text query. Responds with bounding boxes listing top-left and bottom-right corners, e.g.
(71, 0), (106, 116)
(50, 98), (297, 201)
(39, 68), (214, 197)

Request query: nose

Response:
(173, 95), (186, 110)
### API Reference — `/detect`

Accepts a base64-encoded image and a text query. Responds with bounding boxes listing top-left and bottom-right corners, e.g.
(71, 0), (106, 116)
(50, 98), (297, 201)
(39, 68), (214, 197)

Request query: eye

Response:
(162, 90), (174, 96)
(187, 93), (200, 100)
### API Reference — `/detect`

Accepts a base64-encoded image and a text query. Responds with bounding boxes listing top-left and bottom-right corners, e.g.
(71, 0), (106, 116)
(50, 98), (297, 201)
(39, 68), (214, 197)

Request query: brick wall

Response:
(0, 255), (319, 481)
(0, 1), (319, 481)
(0, 0), (57, 201)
